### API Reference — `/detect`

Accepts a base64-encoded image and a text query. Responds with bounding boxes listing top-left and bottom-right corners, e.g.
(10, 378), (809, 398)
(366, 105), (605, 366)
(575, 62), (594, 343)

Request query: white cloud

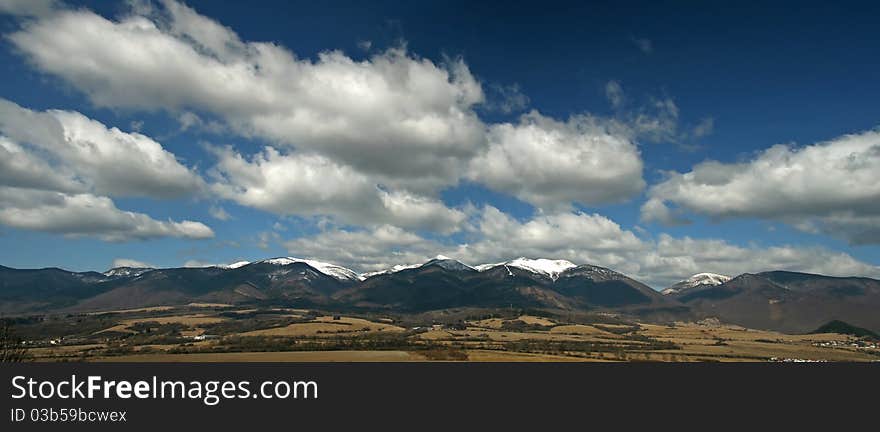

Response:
(642, 128), (880, 244)
(209, 145), (466, 233)
(0, 136), (80, 193)
(466, 206), (644, 258)
(0, 187), (213, 241)
(0, 99), (213, 241)
(284, 224), (442, 272)
(0, 98), (205, 199)
(634, 234), (880, 285)
(5, 2), (665, 229)
(469, 111), (645, 209)
(112, 258), (154, 269)
(639, 198), (691, 226)
(8, 2), (486, 190)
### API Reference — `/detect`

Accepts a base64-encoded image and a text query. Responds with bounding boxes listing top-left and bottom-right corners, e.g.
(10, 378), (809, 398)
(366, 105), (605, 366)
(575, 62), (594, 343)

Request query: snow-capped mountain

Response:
(476, 258), (576, 281)
(364, 256), (580, 281)
(223, 260), (251, 269)
(662, 272), (732, 295)
(103, 267), (154, 278)
(256, 257), (360, 282)
(359, 256), (473, 280)
(422, 255), (476, 272)
(359, 264), (422, 280)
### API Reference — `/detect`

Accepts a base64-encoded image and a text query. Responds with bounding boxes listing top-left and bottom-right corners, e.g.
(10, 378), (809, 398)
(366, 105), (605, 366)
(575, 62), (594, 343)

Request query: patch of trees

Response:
(500, 320), (549, 332)
(1, 320), (29, 362)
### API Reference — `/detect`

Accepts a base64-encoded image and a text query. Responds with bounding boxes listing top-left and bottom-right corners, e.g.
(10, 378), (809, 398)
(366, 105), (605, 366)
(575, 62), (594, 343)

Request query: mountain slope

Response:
(3, 259), (878, 334)
(674, 272), (880, 333)
(254, 257), (360, 282)
(66, 260), (357, 312)
(335, 259), (671, 312)
(554, 265), (669, 308)
(0, 265), (121, 313)
(662, 273), (731, 295)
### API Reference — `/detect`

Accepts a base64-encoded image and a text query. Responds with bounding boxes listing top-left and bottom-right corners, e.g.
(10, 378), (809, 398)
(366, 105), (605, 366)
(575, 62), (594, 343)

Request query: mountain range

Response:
(2, 256), (879, 334)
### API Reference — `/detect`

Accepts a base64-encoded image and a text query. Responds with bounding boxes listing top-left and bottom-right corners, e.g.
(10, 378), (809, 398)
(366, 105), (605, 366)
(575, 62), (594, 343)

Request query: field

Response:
(8, 305), (879, 362)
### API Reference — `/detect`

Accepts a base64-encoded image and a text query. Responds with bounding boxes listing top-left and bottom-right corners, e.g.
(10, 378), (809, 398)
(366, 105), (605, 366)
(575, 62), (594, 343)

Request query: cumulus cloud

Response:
(634, 234), (880, 285)
(469, 111), (645, 209)
(0, 99), (213, 241)
(0, 187), (213, 241)
(5, 1), (659, 226)
(209, 145), (467, 233)
(463, 206), (644, 259)
(0, 99), (205, 199)
(0, 137), (80, 193)
(284, 224), (442, 272)
(8, 1), (486, 189)
(642, 129), (880, 244)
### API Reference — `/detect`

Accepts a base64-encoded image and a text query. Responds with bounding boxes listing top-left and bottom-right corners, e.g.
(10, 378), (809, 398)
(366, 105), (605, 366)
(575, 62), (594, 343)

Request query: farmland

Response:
(8, 304), (879, 362)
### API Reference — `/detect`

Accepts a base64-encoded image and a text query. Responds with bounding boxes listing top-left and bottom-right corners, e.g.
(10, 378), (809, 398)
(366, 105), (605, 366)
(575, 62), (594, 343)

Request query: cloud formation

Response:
(0, 188), (213, 241)
(469, 111), (645, 209)
(209, 146), (467, 233)
(6, 1), (654, 215)
(8, 1), (486, 190)
(642, 129), (880, 244)
(0, 99), (205, 199)
(0, 99), (212, 240)
(2, 0), (874, 281)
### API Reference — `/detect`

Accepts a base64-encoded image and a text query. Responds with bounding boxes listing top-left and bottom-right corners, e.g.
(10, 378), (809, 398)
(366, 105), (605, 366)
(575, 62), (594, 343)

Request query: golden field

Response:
(18, 306), (879, 362)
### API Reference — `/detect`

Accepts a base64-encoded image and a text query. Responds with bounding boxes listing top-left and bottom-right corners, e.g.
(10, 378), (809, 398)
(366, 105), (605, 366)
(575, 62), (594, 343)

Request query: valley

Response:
(11, 303), (879, 362)
(3, 255), (880, 362)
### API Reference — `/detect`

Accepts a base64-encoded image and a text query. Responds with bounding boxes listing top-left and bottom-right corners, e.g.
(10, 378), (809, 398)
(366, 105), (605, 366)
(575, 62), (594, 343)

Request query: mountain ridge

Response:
(3, 258), (880, 333)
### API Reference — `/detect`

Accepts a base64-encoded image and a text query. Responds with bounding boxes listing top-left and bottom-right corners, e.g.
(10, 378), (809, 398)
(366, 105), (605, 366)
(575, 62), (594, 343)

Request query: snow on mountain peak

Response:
(685, 272), (732, 286)
(423, 256), (475, 272)
(476, 258), (577, 280)
(224, 261), (250, 269)
(103, 267), (153, 278)
(662, 272), (732, 295)
(359, 263), (422, 280)
(258, 257), (359, 281)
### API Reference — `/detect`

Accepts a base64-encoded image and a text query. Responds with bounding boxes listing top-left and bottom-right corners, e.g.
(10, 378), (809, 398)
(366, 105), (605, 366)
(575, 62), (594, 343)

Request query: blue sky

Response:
(0, 0), (878, 287)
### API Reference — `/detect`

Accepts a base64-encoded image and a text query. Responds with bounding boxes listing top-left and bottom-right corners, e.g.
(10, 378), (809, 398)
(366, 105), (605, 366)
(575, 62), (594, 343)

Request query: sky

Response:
(0, 0), (878, 288)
